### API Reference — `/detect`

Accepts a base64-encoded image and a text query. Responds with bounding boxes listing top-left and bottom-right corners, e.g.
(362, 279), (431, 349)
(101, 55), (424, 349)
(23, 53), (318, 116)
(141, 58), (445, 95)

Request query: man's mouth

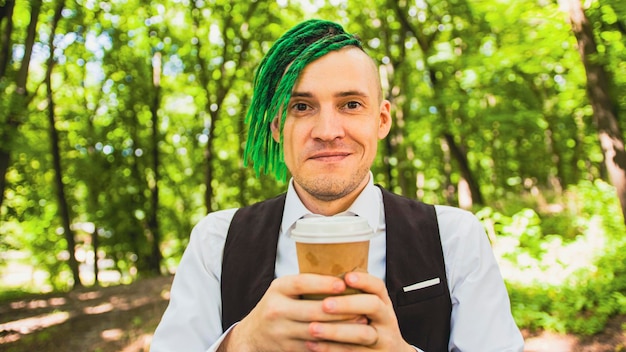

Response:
(308, 151), (351, 161)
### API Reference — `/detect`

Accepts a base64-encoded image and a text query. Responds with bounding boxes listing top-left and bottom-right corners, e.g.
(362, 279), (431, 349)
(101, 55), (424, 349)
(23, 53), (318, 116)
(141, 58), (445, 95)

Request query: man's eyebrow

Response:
(290, 90), (370, 98)
(290, 91), (313, 98)
(334, 90), (369, 98)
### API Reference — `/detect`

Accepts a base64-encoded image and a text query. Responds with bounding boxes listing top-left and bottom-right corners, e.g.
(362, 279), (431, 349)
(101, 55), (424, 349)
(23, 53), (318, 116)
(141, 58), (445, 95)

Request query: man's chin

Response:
(294, 177), (357, 202)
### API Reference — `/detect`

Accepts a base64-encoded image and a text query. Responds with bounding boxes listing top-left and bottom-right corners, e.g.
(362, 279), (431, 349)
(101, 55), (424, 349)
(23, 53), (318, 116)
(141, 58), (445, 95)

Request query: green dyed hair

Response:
(243, 19), (363, 181)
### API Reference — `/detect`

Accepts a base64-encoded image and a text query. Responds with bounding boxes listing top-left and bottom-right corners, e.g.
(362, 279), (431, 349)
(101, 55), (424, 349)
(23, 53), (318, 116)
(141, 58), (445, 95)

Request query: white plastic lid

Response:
(290, 216), (374, 243)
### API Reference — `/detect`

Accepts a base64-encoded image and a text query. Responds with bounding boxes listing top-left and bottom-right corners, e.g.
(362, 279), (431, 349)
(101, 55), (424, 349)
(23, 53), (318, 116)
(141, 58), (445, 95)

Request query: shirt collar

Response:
(281, 172), (381, 235)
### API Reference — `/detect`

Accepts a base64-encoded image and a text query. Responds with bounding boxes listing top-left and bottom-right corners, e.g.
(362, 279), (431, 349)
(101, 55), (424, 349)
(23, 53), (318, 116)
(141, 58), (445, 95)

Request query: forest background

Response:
(0, 0), (625, 338)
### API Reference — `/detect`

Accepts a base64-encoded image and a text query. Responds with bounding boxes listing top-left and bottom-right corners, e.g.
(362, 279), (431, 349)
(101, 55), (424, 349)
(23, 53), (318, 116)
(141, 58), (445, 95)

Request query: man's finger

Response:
(271, 273), (347, 297)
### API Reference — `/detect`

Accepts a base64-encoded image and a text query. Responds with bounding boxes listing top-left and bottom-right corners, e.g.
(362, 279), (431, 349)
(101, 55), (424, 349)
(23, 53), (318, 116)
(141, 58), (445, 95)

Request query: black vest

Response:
(221, 187), (452, 351)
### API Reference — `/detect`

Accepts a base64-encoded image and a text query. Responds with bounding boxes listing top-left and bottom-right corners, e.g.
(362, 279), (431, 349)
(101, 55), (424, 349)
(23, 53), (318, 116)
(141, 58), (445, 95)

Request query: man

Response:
(151, 19), (524, 352)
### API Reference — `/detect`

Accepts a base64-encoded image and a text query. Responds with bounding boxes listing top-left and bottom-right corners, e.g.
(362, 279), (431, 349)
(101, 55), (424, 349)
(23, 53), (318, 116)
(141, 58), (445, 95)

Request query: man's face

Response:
(271, 47), (391, 205)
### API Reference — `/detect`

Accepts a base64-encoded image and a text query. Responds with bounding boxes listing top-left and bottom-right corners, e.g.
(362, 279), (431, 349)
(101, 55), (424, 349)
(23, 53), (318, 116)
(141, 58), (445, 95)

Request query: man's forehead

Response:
(289, 49), (379, 98)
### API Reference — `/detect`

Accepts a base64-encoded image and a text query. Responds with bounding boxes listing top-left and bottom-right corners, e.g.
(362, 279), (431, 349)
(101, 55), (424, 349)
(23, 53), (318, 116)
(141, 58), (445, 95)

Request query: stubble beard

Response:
(293, 168), (369, 203)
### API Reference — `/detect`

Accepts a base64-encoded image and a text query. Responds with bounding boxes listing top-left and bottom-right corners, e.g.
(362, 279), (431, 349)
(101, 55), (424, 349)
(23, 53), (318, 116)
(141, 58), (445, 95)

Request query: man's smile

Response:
(308, 151), (352, 162)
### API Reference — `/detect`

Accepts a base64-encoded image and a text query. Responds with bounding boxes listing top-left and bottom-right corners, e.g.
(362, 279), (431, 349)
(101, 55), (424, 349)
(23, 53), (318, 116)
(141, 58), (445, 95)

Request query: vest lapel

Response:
(381, 187), (451, 350)
(221, 193), (286, 331)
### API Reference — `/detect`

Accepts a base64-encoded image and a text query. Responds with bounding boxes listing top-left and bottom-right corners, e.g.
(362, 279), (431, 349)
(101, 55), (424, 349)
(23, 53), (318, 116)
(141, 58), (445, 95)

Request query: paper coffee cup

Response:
(291, 216), (374, 299)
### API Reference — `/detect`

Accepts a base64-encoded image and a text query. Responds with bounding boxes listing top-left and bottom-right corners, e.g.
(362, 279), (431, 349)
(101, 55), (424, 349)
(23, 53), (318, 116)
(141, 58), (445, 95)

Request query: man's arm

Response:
(150, 210), (236, 352)
(437, 206), (524, 351)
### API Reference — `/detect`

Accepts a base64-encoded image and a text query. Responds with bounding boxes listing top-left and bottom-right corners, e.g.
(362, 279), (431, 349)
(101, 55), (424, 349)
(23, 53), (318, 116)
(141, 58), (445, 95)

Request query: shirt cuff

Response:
(206, 322), (238, 352)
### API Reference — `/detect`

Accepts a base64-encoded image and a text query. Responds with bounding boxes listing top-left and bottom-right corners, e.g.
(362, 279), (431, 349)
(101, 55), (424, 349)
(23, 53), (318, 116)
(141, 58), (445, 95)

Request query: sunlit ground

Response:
(1, 249), (127, 292)
(0, 259), (171, 351)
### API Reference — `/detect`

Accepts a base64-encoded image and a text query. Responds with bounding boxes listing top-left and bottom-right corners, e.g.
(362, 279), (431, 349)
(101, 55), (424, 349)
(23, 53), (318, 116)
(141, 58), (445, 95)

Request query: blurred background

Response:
(0, 0), (625, 351)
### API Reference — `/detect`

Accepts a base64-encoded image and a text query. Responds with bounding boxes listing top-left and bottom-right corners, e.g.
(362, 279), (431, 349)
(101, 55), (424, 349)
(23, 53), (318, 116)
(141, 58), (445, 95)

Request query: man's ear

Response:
(377, 100), (392, 139)
(270, 117), (281, 142)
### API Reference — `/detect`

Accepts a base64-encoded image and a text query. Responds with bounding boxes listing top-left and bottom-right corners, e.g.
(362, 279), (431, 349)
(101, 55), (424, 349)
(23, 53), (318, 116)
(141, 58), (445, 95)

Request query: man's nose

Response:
(311, 107), (345, 141)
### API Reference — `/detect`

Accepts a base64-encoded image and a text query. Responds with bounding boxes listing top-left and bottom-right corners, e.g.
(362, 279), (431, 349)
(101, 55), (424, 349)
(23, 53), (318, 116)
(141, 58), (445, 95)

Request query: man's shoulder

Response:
(433, 204), (477, 220)
(376, 185), (434, 208)
(236, 193), (287, 211)
(197, 207), (239, 227)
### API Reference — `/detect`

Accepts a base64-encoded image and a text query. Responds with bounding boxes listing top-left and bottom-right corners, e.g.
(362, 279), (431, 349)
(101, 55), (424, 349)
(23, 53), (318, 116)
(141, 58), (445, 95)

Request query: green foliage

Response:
(0, 0), (625, 337)
(479, 180), (626, 335)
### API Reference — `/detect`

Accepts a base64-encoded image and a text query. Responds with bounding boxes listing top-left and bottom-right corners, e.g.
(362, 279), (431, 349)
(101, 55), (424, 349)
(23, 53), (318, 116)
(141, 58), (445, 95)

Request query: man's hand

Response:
(218, 273), (360, 352)
(304, 271), (415, 352)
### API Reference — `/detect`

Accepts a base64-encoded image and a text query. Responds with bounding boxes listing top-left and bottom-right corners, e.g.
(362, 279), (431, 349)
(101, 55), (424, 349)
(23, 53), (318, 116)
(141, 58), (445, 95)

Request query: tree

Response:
(146, 50), (163, 275)
(389, 0), (485, 205)
(559, 0), (626, 224)
(44, 0), (83, 288)
(0, 0), (40, 210)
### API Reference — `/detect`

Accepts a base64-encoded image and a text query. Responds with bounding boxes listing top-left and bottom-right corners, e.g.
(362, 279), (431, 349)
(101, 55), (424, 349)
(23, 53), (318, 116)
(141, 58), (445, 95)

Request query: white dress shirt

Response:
(151, 175), (524, 351)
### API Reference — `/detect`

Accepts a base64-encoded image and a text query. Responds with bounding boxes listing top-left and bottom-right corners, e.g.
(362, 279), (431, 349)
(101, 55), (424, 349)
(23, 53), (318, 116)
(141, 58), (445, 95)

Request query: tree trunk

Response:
(0, 0), (16, 78)
(561, 0), (626, 224)
(204, 110), (217, 212)
(237, 94), (250, 206)
(0, 0), (38, 210)
(0, 149), (8, 209)
(92, 227), (99, 286)
(46, 0), (82, 288)
(190, 1), (217, 213)
(444, 133), (484, 205)
(147, 51), (163, 274)
(440, 137), (456, 205)
(127, 114), (145, 275)
(544, 117), (565, 192)
(81, 60), (105, 286)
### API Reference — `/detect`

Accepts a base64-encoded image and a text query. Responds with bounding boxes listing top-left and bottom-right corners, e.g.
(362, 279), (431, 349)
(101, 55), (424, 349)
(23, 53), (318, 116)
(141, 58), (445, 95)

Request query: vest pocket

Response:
(396, 277), (445, 306)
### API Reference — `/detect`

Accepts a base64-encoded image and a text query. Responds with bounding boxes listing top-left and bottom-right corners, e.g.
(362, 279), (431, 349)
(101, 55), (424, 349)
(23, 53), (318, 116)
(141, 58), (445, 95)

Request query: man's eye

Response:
(346, 101), (361, 109)
(294, 103), (308, 111)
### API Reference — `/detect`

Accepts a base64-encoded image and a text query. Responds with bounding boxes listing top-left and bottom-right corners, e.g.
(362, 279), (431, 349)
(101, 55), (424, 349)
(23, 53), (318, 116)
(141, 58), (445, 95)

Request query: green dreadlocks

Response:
(243, 19), (363, 182)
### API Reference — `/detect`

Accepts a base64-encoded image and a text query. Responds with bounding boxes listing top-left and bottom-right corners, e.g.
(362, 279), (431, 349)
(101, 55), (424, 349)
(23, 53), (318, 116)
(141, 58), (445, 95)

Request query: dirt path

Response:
(523, 315), (626, 352)
(0, 275), (624, 351)
(0, 276), (171, 352)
